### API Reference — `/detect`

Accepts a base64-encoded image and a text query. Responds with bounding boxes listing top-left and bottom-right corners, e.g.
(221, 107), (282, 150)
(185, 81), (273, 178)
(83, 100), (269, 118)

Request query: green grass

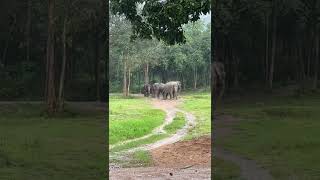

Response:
(220, 93), (320, 180)
(164, 112), (185, 134)
(214, 159), (242, 180)
(114, 150), (153, 168)
(0, 103), (105, 180)
(109, 95), (165, 145)
(129, 150), (153, 167)
(180, 92), (211, 139)
(109, 92), (211, 167)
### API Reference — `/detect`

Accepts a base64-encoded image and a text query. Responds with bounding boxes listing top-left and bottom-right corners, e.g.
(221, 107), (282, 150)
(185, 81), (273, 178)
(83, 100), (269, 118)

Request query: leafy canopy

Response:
(110, 0), (210, 45)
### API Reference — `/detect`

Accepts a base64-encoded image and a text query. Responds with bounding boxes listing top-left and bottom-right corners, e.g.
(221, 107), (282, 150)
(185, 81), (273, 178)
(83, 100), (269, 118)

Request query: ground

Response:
(0, 102), (105, 180)
(215, 91), (320, 180)
(109, 92), (211, 179)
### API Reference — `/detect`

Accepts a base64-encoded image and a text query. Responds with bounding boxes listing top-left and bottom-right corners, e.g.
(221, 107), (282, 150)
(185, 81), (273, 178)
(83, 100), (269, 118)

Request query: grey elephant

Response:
(142, 84), (152, 97)
(163, 81), (181, 100)
(168, 81), (181, 99)
(152, 83), (165, 98)
(162, 83), (173, 100)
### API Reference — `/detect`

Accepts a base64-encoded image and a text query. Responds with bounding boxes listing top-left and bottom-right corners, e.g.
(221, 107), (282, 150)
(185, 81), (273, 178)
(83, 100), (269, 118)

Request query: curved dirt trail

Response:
(110, 99), (196, 158)
(214, 113), (274, 180)
(110, 98), (211, 180)
(126, 99), (196, 153)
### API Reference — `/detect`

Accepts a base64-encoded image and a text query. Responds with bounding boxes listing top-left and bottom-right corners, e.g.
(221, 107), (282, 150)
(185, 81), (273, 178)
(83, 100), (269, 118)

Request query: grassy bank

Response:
(214, 159), (242, 180)
(109, 95), (165, 145)
(164, 112), (186, 134)
(180, 92), (211, 139)
(220, 93), (320, 179)
(0, 103), (105, 180)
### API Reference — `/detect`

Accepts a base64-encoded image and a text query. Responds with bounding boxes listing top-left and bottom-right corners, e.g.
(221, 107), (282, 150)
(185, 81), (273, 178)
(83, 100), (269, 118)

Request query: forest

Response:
(213, 1), (320, 179)
(0, 0), (107, 113)
(214, 0), (320, 93)
(109, 1), (212, 178)
(109, 14), (211, 95)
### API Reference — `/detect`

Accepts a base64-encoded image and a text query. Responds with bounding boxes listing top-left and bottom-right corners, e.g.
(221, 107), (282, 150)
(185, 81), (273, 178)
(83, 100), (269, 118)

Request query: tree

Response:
(45, 0), (57, 114)
(109, 13), (211, 93)
(110, 0), (210, 45)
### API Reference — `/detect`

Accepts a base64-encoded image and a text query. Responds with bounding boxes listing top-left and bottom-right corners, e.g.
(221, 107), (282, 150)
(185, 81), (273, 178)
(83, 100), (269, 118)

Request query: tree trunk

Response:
(127, 67), (131, 95)
(234, 56), (239, 88)
(138, 71), (141, 89)
(144, 63), (149, 84)
(58, 16), (67, 111)
(94, 30), (101, 101)
(269, 0), (277, 89)
(46, 0), (57, 114)
(2, 16), (16, 66)
(307, 40), (311, 78)
(26, 0), (32, 61)
(265, 12), (269, 83)
(2, 36), (10, 66)
(123, 58), (127, 96)
(313, 30), (319, 89)
(194, 65), (197, 89)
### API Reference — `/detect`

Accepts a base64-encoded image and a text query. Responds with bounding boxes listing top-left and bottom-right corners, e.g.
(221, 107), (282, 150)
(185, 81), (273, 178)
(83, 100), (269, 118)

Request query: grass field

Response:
(0, 103), (105, 180)
(109, 95), (165, 145)
(220, 93), (320, 179)
(214, 159), (242, 180)
(164, 112), (185, 134)
(109, 92), (212, 167)
(180, 92), (211, 139)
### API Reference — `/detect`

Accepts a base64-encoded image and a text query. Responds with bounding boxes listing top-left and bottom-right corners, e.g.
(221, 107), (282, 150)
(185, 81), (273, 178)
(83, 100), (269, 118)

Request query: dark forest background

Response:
(0, 0), (107, 111)
(214, 0), (320, 95)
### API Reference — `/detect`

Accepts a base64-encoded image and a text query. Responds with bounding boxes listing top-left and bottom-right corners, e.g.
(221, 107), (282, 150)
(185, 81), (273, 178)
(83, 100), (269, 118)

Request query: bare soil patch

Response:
(151, 136), (211, 168)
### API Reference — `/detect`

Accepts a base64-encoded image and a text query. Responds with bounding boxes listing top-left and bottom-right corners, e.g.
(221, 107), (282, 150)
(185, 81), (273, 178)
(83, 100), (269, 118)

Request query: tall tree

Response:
(46, 0), (57, 114)
(269, 0), (278, 89)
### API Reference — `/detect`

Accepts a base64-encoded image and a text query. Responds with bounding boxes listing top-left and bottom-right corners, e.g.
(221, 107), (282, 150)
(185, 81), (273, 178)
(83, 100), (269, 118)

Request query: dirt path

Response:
(110, 166), (211, 180)
(110, 99), (196, 154)
(214, 113), (273, 180)
(109, 99), (188, 150)
(110, 98), (211, 179)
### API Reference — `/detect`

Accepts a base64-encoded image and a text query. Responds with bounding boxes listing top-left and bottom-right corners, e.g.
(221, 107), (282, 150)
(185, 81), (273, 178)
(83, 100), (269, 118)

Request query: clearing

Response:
(215, 92), (320, 180)
(109, 93), (211, 179)
(0, 102), (105, 180)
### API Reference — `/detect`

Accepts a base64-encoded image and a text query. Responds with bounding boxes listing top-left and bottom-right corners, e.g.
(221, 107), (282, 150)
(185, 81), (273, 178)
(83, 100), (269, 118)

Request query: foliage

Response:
(110, 0), (210, 45)
(0, 0), (106, 101)
(213, 0), (320, 91)
(109, 14), (211, 93)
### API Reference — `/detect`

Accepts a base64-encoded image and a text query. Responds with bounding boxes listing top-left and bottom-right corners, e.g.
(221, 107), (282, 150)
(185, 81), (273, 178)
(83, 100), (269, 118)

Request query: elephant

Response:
(152, 83), (165, 99)
(142, 84), (152, 97)
(167, 81), (181, 99)
(163, 81), (181, 100)
(213, 61), (225, 106)
(162, 83), (174, 100)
